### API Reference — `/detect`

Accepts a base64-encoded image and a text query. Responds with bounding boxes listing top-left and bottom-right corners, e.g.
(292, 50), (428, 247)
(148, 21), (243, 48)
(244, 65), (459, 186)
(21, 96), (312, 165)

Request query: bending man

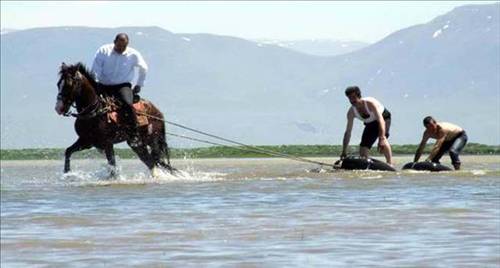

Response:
(413, 116), (467, 170)
(341, 86), (393, 165)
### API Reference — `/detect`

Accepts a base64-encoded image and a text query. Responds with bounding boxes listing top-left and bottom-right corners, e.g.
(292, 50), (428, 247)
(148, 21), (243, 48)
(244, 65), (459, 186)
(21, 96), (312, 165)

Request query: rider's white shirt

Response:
(91, 44), (148, 86)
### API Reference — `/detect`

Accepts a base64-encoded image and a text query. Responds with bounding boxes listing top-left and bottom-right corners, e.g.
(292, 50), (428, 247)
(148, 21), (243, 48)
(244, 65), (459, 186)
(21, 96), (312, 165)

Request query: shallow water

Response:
(1, 156), (499, 267)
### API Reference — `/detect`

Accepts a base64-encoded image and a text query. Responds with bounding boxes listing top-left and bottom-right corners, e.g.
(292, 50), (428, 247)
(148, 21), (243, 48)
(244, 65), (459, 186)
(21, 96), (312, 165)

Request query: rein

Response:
(60, 77), (108, 119)
(65, 98), (103, 119)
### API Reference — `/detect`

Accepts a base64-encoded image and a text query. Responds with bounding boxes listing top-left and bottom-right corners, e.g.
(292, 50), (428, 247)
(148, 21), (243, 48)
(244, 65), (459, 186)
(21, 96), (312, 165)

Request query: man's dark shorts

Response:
(360, 109), (391, 149)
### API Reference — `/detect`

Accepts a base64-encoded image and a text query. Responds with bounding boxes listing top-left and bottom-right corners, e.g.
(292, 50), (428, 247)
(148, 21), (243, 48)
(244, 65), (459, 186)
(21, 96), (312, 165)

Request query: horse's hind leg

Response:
(158, 158), (174, 172)
(128, 141), (155, 170)
(64, 138), (88, 173)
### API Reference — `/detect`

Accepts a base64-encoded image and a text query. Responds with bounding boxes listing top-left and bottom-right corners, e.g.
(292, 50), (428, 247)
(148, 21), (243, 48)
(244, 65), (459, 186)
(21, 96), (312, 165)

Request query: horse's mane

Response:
(59, 62), (98, 89)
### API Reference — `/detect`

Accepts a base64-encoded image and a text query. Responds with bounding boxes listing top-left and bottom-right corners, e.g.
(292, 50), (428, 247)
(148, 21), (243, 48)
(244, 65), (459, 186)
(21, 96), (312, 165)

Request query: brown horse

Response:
(55, 62), (174, 177)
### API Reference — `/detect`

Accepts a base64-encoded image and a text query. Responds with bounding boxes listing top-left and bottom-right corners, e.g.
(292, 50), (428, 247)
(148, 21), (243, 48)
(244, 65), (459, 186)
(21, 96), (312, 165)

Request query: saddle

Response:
(101, 95), (149, 126)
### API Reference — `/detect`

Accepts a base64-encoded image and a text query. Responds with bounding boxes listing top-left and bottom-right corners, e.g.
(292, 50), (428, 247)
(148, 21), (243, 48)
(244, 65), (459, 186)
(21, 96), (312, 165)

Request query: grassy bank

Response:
(1, 143), (498, 160)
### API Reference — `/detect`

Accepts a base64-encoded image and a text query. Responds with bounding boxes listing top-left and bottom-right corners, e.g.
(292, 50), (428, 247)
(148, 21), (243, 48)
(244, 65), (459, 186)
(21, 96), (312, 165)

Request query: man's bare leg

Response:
(381, 142), (393, 165)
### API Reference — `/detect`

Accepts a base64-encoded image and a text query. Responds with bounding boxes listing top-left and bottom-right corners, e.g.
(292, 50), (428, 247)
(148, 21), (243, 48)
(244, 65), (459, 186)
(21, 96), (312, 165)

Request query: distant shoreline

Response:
(1, 144), (498, 160)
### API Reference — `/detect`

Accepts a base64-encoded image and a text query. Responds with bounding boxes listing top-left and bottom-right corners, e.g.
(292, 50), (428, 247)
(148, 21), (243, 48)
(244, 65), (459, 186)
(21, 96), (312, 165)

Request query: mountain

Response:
(0, 28), (18, 35)
(1, 3), (499, 149)
(253, 39), (369, 56)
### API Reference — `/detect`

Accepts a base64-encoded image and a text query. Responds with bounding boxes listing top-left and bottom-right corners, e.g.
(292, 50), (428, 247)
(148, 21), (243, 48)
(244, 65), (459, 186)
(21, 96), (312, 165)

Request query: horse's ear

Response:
(75, 71), (83, 80)
(61, 62), (68, 71)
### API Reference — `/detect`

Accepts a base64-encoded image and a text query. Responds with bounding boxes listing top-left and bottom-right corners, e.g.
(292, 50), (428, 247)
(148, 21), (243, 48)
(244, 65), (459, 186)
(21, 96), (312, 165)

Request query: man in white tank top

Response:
(341, 86), (393, 165)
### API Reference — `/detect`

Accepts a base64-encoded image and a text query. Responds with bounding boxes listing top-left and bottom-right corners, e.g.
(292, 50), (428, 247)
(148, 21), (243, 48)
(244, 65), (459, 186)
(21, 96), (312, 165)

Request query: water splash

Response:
(149, 168), (227, 183)
(471, 170), (486, 176)
(360, 174), (384, 180)
(58, 164), (227, 187)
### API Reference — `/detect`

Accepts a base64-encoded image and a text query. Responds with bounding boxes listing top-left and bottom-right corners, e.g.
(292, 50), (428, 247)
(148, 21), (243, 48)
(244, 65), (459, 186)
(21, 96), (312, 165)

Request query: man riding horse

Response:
(91, 33), (147, 143)
(54, 33), (174, 177)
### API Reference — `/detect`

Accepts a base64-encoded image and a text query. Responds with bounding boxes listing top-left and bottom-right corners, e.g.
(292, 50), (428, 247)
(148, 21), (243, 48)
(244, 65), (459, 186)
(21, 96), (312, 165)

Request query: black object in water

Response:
(402, 162), (452, 172)
(334, 156), (396, 171)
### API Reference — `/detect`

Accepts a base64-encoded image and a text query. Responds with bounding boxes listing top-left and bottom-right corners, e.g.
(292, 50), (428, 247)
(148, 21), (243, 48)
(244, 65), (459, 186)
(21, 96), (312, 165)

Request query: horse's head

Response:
(55, 62), (85, 115)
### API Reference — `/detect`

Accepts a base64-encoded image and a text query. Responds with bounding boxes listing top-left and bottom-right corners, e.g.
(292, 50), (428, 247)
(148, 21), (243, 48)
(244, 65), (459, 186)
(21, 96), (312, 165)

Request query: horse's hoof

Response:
(106, 166), (119, 180)
(151, 167), (162, 178)
(168, 167), (178, 174)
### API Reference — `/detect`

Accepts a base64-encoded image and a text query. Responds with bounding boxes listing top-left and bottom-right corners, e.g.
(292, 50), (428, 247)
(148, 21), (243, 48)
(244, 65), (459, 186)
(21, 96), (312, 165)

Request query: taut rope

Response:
(136, 111), (334, 167)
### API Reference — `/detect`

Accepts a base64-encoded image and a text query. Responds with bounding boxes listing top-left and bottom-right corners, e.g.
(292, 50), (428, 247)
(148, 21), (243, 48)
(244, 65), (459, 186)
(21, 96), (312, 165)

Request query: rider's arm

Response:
(90, 48), (104, 82)
(342, 108), (355, 156)
(426, 129), (446, 161)
(135, 52), (148, 87)
(414, 131), (430, 162)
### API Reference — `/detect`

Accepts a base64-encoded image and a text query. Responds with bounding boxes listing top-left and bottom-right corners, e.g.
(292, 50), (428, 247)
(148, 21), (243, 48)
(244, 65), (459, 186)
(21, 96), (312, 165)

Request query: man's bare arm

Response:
(367, 101), (389, 153)
(341, 109), (354, 157)
(368, 101), (386, 139)
(414, 131), (430, 162)
(426, 129), (446, 161)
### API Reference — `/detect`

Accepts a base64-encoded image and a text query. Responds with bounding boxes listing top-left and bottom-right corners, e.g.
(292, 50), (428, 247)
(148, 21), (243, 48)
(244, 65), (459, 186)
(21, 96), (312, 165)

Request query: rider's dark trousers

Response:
(98, 83), (138, 131)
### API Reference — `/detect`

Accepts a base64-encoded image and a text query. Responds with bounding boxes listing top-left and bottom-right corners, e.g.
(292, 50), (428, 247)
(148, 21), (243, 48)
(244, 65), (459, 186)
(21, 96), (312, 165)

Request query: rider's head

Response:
(345, 86), (362, 105)
(423, 116), (437, 131)
(114, 33), (129, 54)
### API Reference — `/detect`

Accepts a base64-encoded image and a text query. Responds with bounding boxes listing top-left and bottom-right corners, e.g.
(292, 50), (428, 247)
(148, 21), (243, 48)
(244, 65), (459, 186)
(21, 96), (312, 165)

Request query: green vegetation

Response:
(1, 143), (498, 160)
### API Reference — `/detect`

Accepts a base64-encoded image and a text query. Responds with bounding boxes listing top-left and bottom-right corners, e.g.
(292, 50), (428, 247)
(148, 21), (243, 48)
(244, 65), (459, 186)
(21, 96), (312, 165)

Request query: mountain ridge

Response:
(1, 3), (499, 148)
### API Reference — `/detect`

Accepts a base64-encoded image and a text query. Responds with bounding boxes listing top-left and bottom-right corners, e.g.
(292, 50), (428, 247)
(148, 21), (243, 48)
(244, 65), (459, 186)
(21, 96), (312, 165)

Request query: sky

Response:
(1, 1), (498, 42)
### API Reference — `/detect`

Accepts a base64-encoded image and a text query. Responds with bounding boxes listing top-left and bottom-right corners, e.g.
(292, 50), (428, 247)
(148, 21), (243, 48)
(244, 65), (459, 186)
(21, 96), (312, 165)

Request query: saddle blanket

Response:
(107, 101), (149, 126)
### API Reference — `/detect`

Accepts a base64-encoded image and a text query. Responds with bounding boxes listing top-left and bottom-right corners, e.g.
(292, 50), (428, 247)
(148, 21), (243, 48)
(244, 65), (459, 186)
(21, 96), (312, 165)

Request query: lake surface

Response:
(1, 156), (499, 267)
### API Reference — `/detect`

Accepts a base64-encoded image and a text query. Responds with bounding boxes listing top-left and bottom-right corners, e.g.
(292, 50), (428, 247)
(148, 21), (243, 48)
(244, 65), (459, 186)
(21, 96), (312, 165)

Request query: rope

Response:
(166, 132), (332, 166)
(166, 132), (291, 156)
(136, 111), (334, 167)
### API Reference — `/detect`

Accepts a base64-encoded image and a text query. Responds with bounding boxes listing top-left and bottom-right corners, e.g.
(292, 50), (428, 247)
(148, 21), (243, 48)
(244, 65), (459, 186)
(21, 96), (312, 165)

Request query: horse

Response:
(54, 62), (174, 177)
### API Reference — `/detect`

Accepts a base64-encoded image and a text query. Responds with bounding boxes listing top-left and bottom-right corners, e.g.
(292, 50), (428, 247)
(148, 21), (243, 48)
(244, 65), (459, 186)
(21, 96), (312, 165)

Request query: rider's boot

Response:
(123, 105), (141, 146)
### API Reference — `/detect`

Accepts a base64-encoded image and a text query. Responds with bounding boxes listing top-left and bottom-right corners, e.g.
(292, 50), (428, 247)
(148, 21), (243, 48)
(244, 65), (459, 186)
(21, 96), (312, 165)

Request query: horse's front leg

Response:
(64, 138), (86, 173)
(104, 144), (117, 178)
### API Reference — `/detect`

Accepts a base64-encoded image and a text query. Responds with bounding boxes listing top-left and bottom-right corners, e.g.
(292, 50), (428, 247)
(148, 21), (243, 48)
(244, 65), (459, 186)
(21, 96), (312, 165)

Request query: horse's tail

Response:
(140, 99), (174, 172)
(153, 109), (173, 171)
(158, 124), (172, 167)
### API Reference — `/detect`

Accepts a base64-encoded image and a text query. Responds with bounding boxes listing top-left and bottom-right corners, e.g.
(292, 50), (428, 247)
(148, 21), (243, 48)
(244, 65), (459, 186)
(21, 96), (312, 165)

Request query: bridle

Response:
(57, 71), (102, 119)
